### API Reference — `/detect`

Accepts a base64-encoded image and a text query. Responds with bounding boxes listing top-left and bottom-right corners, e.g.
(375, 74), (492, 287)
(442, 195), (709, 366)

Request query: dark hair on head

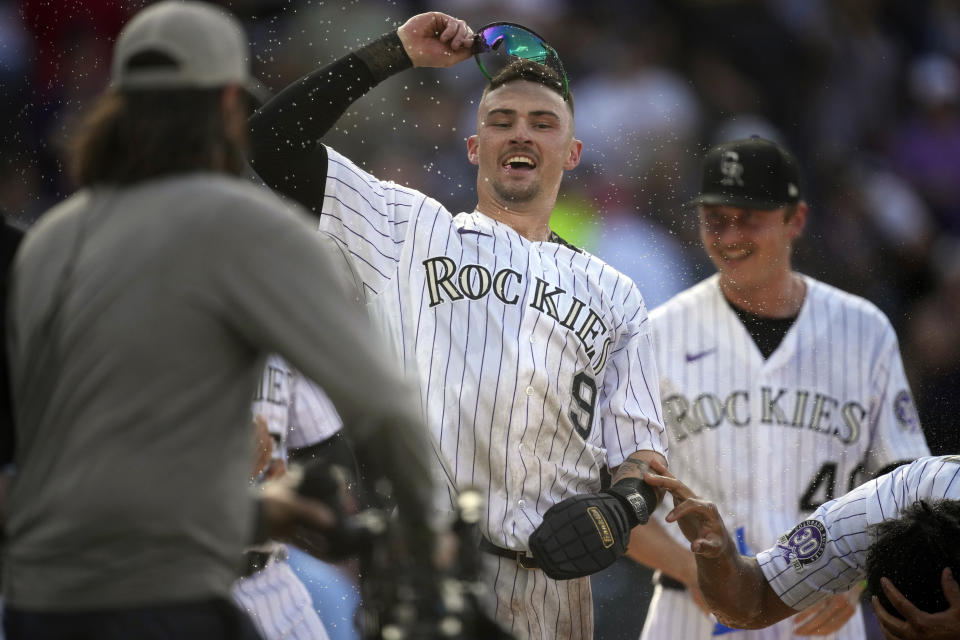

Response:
(482, 58), (574, 116)
(70, 84), (246, 187)
(866, 499), (960, 618)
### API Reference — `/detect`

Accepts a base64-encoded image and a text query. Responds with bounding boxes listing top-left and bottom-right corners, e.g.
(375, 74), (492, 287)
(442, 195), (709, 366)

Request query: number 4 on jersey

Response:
(799, 462), (837, 511)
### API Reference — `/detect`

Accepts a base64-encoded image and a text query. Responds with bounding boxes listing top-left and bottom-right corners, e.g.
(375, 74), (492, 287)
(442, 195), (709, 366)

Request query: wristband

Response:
(605, 477), (657, 527)
(355, 32), (413, 84)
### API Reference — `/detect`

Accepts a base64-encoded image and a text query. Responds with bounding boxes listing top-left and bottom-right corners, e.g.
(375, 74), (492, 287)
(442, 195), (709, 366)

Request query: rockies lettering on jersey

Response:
(423, 258), (613, 374)
(663, 387), (866, 444)
(252, 359), (294, 406)
(318, 147), (667, 550)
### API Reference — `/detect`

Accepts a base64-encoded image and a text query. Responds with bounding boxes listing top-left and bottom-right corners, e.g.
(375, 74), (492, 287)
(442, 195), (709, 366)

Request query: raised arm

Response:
(643, 460), (798, 630)
(248, 12), (474, 211)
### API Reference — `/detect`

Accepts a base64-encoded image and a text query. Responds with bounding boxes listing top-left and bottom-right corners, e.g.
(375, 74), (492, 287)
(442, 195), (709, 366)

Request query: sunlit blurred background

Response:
(2, 1), (959, 637)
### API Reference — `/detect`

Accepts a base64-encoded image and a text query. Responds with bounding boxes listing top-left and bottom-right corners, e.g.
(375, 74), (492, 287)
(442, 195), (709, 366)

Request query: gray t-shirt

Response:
(4, 173), (429, 611)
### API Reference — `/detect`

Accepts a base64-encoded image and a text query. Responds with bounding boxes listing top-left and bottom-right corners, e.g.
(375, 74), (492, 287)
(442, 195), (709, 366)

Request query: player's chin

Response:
(493, 181), (540, 204)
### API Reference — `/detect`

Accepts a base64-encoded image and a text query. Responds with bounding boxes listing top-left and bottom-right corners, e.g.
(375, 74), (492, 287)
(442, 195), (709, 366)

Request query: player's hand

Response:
(251, 414), (273, 479)
(872, 568), (960, 640)
(260, 480), (338, 557)
(397, 12), (474, 68)
(643, 460), (730, 558)
(792, 583), (862, 635)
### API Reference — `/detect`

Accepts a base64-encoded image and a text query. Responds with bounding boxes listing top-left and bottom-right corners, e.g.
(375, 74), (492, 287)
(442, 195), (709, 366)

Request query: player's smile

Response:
(500, 151), (539, 176)
(717, 245), (753, 262)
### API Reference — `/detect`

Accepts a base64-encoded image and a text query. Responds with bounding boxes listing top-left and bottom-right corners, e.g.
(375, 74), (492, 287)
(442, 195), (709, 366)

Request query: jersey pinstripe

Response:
(288, 374), (343, 450)
(253, 354), (344, 457)
(641, 274), (929, 640)
(233, 557), (330, 640)
(317, 146), (667, 551)
(758, 456), (960, 609)
(240, 356), (344, 639)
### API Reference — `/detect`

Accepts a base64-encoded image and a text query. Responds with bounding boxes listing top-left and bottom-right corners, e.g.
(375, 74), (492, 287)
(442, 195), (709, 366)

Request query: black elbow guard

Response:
(604, 477), (658, 527)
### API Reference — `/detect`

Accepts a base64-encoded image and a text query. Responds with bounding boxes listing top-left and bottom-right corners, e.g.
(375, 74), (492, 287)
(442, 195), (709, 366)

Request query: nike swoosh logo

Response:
(457, 228), (492, 237)
(685, 348), (717, 363)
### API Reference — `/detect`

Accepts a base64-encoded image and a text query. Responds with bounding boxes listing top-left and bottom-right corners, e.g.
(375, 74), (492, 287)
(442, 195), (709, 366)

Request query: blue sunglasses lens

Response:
(477, 25), (551, 64)
(473, 23), (569, 97)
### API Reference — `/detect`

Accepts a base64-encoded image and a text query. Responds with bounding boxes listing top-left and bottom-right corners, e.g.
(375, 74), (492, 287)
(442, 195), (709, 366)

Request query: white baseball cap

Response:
(111, 1), (266, 101)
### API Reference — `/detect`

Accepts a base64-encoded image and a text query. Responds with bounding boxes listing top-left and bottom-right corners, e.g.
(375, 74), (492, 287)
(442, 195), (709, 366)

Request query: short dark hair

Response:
(866, 499), (960, 618)
(70, 86), (245, 187)
(481, 59), (574, 116)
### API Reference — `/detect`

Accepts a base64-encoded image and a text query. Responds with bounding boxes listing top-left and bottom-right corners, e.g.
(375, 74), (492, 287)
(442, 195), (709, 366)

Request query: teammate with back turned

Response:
(248, 11), (668, 640)
(626, 137), (930, 640)
(2, 3), (437, 638)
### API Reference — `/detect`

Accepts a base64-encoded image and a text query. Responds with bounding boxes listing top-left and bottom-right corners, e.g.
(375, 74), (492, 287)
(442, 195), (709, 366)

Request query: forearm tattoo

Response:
(612, 455), (651, 485)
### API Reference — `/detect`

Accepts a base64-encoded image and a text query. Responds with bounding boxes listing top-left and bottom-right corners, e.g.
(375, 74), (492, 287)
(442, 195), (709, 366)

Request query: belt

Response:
(241, 547), (286, 578)
(652, 570), (686, 591)
(478, 537), (539, 569)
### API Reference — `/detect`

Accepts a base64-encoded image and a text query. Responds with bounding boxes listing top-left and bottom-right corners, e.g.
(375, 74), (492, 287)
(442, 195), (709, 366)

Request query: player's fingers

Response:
(793, 597), (854, 635)
(792, 600), (822, 625)
(664, 497), (714, 523)
(880, 576), (923, 621)
(449, 20), (472, 50)
(438, 16), (461, 43)
(643, 472), (694, 501)
(690, 534), (724, 558)
(942, 567), (960, 606)
(648, 457), (672, 477)
(872, 595), (910, 640)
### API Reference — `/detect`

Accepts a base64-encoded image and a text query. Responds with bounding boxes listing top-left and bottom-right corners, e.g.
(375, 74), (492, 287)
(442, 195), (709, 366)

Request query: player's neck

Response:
(475, 198), (553, 242)
(719, 271), (806, 318)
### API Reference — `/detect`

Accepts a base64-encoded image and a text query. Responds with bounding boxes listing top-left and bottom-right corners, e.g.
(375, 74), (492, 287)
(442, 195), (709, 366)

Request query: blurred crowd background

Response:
(1, 0), (958, 636)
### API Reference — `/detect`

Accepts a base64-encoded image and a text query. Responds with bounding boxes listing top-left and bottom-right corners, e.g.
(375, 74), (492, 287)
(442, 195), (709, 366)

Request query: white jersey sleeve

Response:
(597, 288), (667, 467)
(288, 374), (343, 449)
(863, 317), (930, 471)
(757, 455), (960, 610)
(319, 146), (420, 298)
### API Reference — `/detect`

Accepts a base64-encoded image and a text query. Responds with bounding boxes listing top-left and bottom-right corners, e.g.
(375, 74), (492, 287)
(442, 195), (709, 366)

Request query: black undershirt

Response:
(724, 296), (798, 359)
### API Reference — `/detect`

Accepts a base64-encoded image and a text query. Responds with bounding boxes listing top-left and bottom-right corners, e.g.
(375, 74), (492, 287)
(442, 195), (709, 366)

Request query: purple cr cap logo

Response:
(893, 390), (920, 433)
(776, 520), (827, 573)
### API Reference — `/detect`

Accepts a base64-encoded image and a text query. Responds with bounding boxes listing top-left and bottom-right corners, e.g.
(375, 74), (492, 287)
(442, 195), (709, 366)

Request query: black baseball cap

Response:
(689, 136), (802, 210)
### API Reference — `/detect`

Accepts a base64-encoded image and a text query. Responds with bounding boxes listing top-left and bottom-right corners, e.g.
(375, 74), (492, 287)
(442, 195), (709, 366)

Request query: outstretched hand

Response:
(872, 568), (960, 640)
(397, 12), (475, 68)
(793, 583), (862, 636)
(643, 459), (731, 558)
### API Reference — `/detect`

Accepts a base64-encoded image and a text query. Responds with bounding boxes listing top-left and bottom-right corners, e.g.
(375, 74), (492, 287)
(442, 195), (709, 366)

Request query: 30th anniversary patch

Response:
(776, 520), (827, 573)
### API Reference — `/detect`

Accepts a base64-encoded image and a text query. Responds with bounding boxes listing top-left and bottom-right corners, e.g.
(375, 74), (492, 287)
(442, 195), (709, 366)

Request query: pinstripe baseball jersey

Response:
(642, 273), (929, 640)
(757, 455), (960, 609)
(314, 146), (667, 549)
(239, 356), (344, 640)
(252, 354), (343, 458)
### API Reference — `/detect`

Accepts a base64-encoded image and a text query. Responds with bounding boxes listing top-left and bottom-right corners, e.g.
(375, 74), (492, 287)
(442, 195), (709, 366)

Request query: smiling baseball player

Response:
(248, 12), (668, 639)
(627, 137), (930, 640)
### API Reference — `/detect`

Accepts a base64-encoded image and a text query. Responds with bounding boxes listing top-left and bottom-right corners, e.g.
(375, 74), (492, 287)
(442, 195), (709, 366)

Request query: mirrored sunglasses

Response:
(471, 22), (569, 99)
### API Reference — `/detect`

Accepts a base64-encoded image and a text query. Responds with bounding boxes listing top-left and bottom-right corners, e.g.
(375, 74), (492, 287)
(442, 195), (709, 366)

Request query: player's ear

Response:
(786, 201), (808, 239)
(467, 134), (480, 166)
(563, 138), (583, 171)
